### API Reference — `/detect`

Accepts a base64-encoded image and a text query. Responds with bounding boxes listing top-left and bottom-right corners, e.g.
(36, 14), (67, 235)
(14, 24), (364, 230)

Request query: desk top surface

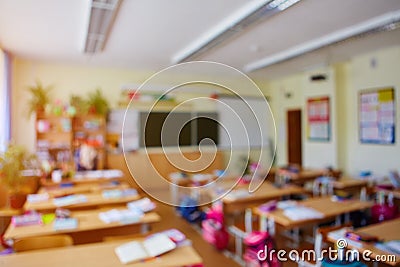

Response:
(221, 181), (305, 204)
(327, 218), (400, 266)
(4, 208), (161, 240)
(0, 240), (202, 267)
(24, 192), (140, 212)
(255, 197), (373, 227)
(332, 177), (368, 189)
(40, 170), (125, 187)
(38, 182), (130, 197)
(276, 168), (327, 183)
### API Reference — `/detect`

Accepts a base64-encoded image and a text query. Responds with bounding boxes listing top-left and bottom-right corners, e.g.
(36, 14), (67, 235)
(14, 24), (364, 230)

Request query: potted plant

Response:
(27, 81), (53, 117)
(86, 88), (109, 116)
(0, 144), (40, 209)
(70, 94), (88, 115)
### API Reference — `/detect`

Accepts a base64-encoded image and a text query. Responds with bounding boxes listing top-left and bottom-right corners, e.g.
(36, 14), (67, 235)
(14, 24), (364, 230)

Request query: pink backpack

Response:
(202, 218), (229, 250)
(205, 203), (224, 224)
(244, 231), (281, 267)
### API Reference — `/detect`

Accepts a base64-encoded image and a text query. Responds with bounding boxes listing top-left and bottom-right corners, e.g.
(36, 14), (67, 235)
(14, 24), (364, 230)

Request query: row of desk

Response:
(1, 171), (204, 266)
(0, 239), (202, 267)
(199, 168), (399, 266)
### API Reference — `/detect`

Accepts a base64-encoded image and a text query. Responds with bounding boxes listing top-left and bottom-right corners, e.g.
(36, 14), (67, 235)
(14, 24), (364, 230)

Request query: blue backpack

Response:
(176, 196), (206, 223)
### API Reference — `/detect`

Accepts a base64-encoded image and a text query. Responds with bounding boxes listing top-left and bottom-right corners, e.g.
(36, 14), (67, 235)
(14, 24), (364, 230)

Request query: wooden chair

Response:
(13, 235), (73, 252)
(103, 233), (145, 242)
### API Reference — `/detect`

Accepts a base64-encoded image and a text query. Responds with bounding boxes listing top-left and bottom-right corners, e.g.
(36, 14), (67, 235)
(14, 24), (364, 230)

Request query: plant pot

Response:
(9, 193), (27, 209)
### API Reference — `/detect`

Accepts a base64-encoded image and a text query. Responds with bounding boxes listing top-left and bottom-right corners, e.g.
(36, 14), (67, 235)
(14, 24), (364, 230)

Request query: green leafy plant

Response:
(0, 144), (39, 194)
(70, 94), (88, 115)
(86, 88), (109, 116)
(27, 81), (53, 117)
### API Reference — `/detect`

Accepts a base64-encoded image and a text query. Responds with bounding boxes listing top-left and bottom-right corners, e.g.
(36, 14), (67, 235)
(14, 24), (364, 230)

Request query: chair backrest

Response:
(13, 235), (73, 252)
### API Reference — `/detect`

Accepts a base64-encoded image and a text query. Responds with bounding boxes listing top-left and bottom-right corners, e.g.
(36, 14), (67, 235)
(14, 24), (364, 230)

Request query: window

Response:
(0, 50), (11, 151)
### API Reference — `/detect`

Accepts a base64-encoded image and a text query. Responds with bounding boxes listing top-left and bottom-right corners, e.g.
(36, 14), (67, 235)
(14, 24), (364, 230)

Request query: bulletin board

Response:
(307, 96), (330, 141)
(359, 87), (395, 144)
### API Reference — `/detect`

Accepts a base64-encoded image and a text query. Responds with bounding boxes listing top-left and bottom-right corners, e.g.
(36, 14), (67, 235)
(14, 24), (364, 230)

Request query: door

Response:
(287, 109), (302, 166)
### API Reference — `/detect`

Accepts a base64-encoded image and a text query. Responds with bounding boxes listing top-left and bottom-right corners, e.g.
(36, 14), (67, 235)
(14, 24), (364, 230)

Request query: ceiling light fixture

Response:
(244, 10), (400, 72)
(171, 0), (301, 64)
(82, 0), (122, 53)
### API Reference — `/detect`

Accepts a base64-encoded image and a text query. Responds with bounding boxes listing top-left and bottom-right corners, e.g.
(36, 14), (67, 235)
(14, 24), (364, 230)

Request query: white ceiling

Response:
(0, 0), (400, 80)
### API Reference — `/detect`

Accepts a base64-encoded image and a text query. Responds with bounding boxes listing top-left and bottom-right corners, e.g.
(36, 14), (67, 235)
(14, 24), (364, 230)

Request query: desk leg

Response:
(228, 226), (246, 263)
(190, 188), (200, 201)
(245, 209), (252, 233)
(267, 218), (276, 236)
(170, 184), (178, 204)
(141, 223), (149, 234)
(335, 215), (341, 226)
(260, 215), (267, 232)
(344, 213), (350, 224)
(293, 227), (300, 247)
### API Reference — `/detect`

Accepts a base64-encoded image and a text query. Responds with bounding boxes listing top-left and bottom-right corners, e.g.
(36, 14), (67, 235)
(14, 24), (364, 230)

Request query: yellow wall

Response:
(12, 59), (156, 151)
(13, 46), (399, 178)
(266, 45), (400, 178)
(335, 62), (352, 172)
(343, 46), (400, 177)
(0, 49), (6, 151)
(12, 58), (270, 154)
(263, 74), (304, 166)
(302, 67), (337, 168)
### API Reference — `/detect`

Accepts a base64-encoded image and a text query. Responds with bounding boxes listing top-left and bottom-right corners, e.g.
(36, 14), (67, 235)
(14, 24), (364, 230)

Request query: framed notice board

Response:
(307, 96), (330, 141)
(359, 87), (395, 144)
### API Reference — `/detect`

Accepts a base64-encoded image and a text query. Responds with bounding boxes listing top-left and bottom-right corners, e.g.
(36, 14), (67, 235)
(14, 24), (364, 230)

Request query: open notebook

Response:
(114, 233), (176, 264)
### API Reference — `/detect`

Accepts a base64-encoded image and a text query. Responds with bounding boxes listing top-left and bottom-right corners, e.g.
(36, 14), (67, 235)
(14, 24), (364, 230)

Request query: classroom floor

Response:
(150, 201), (241, 267)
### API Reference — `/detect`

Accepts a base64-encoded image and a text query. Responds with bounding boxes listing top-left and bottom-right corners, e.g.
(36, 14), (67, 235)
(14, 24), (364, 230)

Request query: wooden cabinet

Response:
(72, 115), (106, 170)
(35, 114), (74, 167)
(35, 114), (106, 170)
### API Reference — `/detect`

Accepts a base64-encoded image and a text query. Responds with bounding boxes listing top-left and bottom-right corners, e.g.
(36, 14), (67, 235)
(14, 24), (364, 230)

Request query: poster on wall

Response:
(359, 87), (395, 144)
(307, 96), (330, 141)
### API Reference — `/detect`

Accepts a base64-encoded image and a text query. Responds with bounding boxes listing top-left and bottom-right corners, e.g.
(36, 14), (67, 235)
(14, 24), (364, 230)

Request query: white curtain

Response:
(0, 50), (11, 152)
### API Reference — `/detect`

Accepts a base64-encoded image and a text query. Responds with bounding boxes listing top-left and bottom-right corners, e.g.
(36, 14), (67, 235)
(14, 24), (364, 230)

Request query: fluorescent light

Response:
(171, 0), (302, 63)
(244, 10), (400, 72)
(268, 0), (300, 10)
(82, 0), (121, 53)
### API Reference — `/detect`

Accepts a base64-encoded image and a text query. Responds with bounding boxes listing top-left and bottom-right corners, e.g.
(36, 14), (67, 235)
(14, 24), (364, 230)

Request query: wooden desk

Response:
(0, 208), (22, 235)
(219, 181), (305, 215)
(0, 240), (202, 267)
(4, 208), (161, 244)
(38, 182), (130, 198)
(276, 168), (326, 185)
(40, 169), (125, 187)
(333, 178), (368, 191)
(254, 197), (373, 235)
(327, 218), (400, 266)
(24, 192), (140, 212)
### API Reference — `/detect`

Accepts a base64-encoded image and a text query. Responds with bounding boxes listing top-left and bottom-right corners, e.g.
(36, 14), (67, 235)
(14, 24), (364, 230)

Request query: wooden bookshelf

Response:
(35, 113), (107, 170)
(72, 114), (107, 170)
(35, 113), (74, 168)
